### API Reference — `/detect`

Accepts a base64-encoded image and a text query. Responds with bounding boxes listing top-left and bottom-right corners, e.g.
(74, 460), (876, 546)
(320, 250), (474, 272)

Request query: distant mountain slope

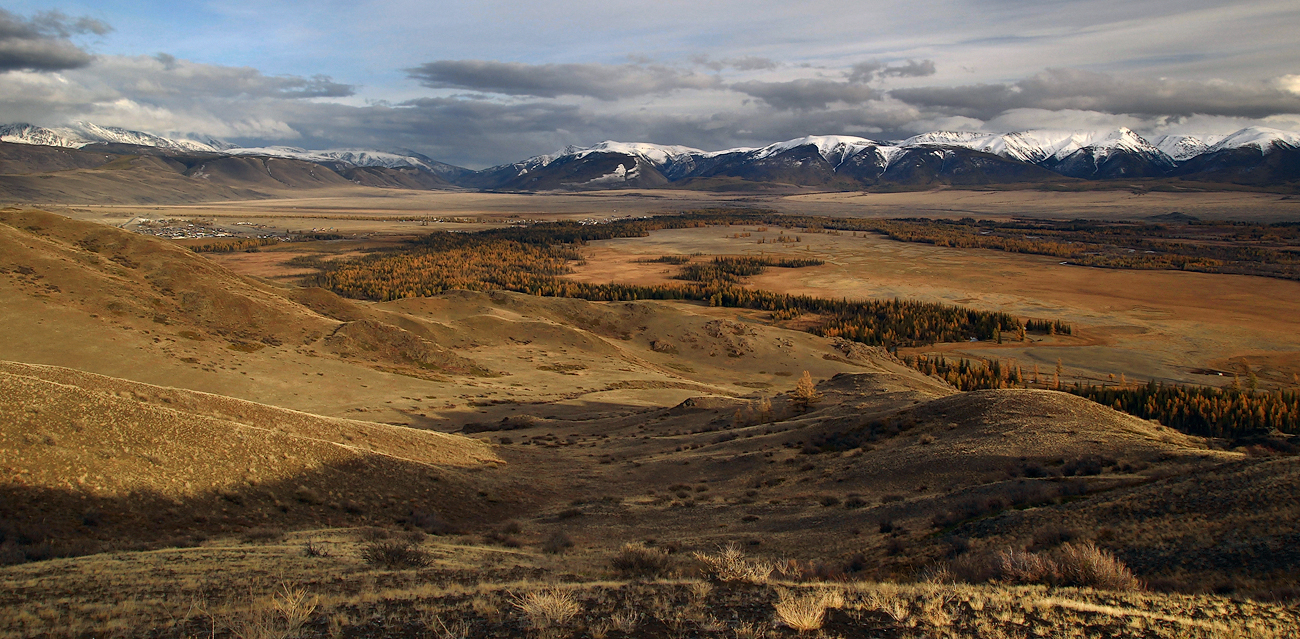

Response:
(4, 120), (1300, 195)
(0, 122), (226, 153)
(465, 125), (1299, 190)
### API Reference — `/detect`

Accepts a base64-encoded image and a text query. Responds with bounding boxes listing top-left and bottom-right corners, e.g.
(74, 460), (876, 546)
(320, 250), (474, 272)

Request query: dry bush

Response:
(1056, 542), (1142, 591)
(542, 531), (574, 554)
(934, 542), (1142, 592)
(511, 589), (580, 629)
(360, 540), (431, 569)
(611, 542), (672, 578)
(228, 585), (318, 639)
(694, 544), (775, 583)
(609, 610), (641, 633)
(997, 548), (1059, 585)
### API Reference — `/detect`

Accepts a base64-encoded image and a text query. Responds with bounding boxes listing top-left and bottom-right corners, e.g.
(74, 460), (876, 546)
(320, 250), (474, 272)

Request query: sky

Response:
(1, 0), (1300, 168)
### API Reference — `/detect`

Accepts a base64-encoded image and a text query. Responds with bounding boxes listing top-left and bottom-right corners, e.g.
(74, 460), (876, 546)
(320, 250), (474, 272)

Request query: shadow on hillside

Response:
(0, 454), (524, 565)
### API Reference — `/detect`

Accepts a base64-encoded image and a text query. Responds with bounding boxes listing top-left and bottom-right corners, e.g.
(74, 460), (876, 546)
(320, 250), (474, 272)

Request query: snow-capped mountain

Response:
(901, 127), (1173, 171)
(226, 146), (434, 170)
(4, 120), (1300, 190)
(1149, 135), (1217, 162)
(1205, 127), (1300, 153)
(0, 122), (226, 153)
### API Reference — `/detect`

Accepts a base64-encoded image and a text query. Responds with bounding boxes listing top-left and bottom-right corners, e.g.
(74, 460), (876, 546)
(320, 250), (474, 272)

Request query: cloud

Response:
(689, 55), (778, 72)
(86, 55), (354, 100)
(891, 68), (1300, 119)
(0, 53), (353, 142)
(730, 79), (875, 110)
(406, 60), (721, 100)
(0, 9), (111, 73)
(848, 59), (937, 83)
(881, 59), (936, 78)
(1276, 74), (1300, 96)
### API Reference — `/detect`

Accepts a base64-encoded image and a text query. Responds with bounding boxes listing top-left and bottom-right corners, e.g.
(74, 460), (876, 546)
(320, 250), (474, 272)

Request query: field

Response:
(3, 190), (1300, 638)
(563, 225), (1300, 390)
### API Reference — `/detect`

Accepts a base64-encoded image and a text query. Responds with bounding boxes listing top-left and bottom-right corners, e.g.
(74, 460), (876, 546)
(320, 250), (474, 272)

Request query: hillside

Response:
(1, 361), (509, 561)
(0, 142), (456, 205)
(1, 207), (1298, 637)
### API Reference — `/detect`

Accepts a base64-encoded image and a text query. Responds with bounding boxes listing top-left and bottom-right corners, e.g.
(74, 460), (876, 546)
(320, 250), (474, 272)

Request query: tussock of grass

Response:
(510, 589), (580, 629)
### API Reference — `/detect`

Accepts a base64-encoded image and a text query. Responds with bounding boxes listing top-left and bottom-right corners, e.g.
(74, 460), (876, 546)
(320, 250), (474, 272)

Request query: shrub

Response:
(542, 532), (574, 555)
(997, 548), (1059, 584)
(935, 542), (1141, 591)
(1056, 542), (1142, 591)
(694, 544), (775, 583)
(610, 542), (671, 578)
(361, 540), (430, 569)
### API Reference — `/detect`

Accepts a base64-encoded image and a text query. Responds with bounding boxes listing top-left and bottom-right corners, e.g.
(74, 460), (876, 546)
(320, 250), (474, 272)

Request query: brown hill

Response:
(0, 360), (511, 562)
(0, 142), (455, 205)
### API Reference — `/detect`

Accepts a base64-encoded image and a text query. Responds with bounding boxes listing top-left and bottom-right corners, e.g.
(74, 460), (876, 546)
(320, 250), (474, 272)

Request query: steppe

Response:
(2, 185), (1299, 638)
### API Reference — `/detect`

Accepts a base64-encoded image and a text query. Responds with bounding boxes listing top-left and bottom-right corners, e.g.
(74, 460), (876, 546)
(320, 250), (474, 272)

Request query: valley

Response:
(2, 189), (1299, 638)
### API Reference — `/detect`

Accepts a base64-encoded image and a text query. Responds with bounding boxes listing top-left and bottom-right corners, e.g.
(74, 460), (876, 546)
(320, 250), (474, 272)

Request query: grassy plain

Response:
(35, 185), (1300, 229)
(563, 225), (1300, 390)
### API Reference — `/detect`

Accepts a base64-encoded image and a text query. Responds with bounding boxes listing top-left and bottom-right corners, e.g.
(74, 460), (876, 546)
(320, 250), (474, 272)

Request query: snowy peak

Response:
(751, 135), (882, 165)
(953, 128), (1158, 162)
(572, 141), (706, 166)
(1207, 127), (1300, 153)
(225, 146), (437, 170)
(0, 123), (83, 148)
(0, 122), (223, 153)
(1150, 135), (1215, 162)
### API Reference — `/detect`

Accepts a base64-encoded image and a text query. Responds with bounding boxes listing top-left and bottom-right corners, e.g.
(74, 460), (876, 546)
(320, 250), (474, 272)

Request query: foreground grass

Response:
(2, 530), (1295, 639)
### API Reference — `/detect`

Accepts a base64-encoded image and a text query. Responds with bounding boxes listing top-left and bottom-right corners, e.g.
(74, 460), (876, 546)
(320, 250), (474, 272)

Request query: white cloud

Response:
(1275, 74), (1300, 96)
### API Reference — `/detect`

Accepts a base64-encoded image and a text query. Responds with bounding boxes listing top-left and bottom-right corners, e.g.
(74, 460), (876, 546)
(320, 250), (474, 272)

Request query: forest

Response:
(311, 218), (1064, 349)
(902, 354), (1299, 440)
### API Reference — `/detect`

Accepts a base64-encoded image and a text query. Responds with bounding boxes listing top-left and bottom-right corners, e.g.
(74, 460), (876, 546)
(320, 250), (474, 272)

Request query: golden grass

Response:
(773, 588), (845, 633)
(510, 589), (580, 629)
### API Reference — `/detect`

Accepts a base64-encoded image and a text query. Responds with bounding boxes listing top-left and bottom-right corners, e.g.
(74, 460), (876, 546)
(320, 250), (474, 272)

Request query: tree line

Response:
(311, 223), (1066, 349)
(902, 354), (1299, 440)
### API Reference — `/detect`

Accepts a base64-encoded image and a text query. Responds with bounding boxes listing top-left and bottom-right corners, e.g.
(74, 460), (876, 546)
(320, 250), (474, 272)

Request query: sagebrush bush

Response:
(935, 542), (1142, 591)
(360, 540), (431, 569)
(542, 531), (574, 555)
(610, 542), (671, 578)
(1056, 542), (1142, 591)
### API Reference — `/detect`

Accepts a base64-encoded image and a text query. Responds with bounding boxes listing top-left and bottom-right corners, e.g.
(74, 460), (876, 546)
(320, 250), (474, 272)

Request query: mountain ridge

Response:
(3, 121), (1299, 194)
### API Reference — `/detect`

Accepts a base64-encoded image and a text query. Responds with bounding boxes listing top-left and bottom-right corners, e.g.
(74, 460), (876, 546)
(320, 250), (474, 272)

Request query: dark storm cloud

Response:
(891, 68), (1300, 119)
(0, 9), (111, 72)
(730, 79), (875, 110)
(406, 60), (721, 100)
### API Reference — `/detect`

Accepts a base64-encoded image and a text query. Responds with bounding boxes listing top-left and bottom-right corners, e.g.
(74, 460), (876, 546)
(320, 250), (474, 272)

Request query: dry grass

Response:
(693, 544), (776, 583)
(773, 588), (845, 633)
(510, 589), (580, 629)
(227, 585), (318, 639)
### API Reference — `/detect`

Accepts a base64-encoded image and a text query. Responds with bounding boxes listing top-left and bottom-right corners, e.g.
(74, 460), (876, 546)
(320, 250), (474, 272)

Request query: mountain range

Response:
(3, 121), (1299, 194)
